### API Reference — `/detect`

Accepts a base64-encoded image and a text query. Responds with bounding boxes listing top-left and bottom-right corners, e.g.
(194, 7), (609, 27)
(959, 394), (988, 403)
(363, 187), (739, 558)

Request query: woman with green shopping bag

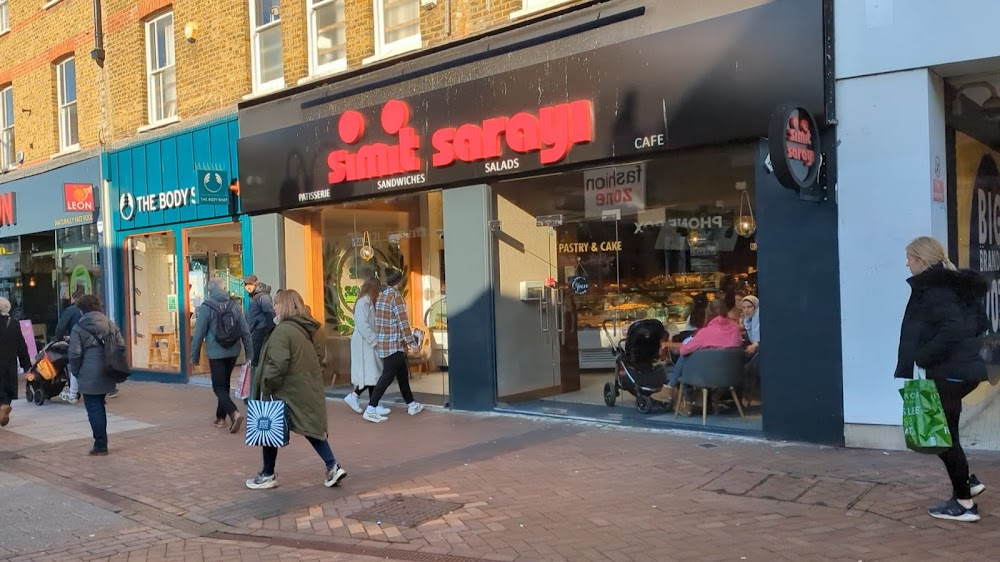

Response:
(895, 236), (989, 522)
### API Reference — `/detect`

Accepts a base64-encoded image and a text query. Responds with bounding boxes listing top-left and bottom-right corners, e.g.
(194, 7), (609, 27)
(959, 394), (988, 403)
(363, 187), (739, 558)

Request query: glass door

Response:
(492, 182), (625, 406)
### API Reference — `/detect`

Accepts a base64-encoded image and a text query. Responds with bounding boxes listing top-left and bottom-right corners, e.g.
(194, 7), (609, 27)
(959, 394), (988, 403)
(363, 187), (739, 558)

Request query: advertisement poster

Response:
(953, 131), (1000, 450)
(19, 320), (37, 361)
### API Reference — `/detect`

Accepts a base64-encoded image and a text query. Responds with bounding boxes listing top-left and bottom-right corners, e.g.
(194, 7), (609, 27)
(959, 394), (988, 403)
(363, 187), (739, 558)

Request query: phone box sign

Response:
(326, 99), (593, 185)
(64, 183), (95, 212)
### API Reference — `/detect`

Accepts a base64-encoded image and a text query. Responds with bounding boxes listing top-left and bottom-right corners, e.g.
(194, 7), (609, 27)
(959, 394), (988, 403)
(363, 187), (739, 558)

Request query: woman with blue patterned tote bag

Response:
(246, 289), (346, 490)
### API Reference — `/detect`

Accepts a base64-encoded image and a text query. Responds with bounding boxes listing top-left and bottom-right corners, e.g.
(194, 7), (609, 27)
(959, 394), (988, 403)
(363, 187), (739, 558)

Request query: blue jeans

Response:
(262, 436), (336, 476)
(83, 394), (108, 450)
(667, 354), (686, 387)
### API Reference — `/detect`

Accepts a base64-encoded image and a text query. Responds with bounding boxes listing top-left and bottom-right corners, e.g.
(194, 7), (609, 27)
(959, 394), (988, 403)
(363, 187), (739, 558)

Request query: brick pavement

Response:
(2, 381), (1000, 561)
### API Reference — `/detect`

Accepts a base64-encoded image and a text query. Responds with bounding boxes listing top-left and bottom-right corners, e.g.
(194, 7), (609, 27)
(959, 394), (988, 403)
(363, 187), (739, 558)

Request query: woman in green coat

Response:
(246, 289), (346, 490)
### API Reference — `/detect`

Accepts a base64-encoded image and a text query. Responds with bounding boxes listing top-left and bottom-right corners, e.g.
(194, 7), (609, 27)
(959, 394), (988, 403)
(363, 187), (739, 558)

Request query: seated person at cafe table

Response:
(651, 299), (743, 406)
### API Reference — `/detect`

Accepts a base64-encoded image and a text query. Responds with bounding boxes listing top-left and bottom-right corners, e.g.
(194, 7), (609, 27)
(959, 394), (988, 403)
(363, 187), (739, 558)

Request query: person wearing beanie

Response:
(244, 274), (275, 365)
(0, 297), (30, 428)
(363, 268), (423, 422)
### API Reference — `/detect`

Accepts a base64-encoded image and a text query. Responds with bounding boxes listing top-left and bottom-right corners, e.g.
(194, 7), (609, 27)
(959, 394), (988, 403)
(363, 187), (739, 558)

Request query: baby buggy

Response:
(24, 340), (70, 406)
(602, 318), (668, 414)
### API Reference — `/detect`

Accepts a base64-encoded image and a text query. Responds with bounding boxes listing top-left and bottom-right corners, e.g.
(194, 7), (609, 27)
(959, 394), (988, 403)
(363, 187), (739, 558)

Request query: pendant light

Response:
(359, 231), (374, 261)
(735, 188), (756, 238)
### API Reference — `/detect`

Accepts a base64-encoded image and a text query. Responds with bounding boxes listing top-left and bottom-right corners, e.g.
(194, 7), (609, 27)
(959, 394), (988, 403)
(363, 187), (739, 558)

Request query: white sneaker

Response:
(363, 407), (386, 423)
(407, 402), (424, 416)
(375, 405), (391, 416)
(246, 472), (277, 490)
(324, 464), (347, 487)
(344, 393), (362, 414)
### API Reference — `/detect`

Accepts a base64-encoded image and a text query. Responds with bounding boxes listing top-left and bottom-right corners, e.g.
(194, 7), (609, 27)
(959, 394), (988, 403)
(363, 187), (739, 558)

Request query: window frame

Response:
(371, 0), (421, 60)
(0, 0), (10, 35)
(56, 57), (78, 152)
(249, 0), (284, 93)
(145, 11), (177, 125)
(510, 0), (575, 20)
(0, 86), (13, 170)
(307, 0), (347, 77)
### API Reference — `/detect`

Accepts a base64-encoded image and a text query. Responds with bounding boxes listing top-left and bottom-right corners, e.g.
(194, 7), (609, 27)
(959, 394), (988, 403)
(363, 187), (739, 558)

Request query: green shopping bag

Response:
(899, 375), (952, 454)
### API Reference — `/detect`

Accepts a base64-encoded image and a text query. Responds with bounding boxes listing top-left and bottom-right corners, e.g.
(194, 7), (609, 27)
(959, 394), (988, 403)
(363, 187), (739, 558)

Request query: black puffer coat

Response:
(894, 264), (990, 382)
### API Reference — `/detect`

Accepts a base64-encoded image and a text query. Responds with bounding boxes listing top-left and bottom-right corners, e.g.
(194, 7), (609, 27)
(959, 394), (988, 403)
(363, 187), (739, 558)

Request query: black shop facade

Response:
(237, 0), (843, 444)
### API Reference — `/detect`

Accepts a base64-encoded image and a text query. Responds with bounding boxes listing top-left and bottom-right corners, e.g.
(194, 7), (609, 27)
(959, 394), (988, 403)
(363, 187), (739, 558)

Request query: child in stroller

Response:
(25, 340), (70, 406)
(602, 318), (669, 413)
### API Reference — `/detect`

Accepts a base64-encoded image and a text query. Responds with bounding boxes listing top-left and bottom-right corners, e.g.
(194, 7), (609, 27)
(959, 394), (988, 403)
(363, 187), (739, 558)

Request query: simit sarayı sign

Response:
(303, 99), (593, 202)
(238, 0), (825, 212)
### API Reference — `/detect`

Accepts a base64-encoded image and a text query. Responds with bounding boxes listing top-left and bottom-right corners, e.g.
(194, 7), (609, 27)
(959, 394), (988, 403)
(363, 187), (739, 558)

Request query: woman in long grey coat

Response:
(68, 295), (125, 456)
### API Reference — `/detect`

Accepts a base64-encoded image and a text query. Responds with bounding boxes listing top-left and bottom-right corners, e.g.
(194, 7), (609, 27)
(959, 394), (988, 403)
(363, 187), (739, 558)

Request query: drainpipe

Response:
(445, 0), (451, 36)
(91, 0), (106, 66)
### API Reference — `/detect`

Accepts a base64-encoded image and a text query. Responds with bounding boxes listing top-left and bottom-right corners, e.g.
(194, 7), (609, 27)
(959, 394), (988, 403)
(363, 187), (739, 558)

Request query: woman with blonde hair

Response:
(896, 236), (989, 522)
(344, 276), (386, 415)
(246, 289), (346, 490)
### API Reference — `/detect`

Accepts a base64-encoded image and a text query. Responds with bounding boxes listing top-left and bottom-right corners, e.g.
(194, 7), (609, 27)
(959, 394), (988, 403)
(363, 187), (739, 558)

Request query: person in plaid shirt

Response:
(363, 268), (424, 422)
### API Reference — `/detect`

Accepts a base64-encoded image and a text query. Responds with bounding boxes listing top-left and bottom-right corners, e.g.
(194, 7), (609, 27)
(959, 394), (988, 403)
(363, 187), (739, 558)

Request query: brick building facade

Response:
(0, 0), (581, 174)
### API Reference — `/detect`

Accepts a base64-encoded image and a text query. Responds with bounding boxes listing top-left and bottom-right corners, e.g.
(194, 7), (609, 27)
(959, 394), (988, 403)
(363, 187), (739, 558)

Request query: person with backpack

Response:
(68, 295), (126, 455)
(191, 277), (252, 434)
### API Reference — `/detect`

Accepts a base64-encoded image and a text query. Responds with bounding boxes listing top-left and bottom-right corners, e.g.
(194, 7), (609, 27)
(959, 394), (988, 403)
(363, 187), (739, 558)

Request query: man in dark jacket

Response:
(244, 274), (275, 365)
(0, 296), (30, 427)
(56, 289), (84, 403)
(68, 295), (125, 455)
(192, 277), (253, 433)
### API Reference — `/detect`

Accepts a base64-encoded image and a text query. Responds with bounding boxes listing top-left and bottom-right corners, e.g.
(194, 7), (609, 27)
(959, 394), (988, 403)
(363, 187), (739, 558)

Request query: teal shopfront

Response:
(107, 117), (251, 382)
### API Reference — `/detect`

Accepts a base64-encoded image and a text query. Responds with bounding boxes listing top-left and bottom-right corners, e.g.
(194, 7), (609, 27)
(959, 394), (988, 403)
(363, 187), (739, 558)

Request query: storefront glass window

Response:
(492, 145), (760, 429)
(125, 232), (180, 373)
(185, 223), (244, 376)
(284, 191), (447, 403)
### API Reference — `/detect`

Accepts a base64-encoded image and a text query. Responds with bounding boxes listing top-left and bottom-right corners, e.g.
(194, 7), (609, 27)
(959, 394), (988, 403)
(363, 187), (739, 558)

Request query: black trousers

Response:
(368, 352), (414, 407)
(0, 365), (15, 406)
(210, 356), (239, 419)
(935, 379), (979, 500)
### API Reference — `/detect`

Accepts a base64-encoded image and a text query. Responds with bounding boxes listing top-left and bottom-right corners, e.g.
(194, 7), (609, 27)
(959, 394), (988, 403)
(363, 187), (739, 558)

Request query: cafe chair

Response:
(407, 326), (434, 377)
(674, 348), (747, 425)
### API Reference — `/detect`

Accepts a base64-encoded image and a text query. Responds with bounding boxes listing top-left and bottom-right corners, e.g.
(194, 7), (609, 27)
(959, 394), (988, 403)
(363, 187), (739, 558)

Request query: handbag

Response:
(234, 361), (252, 400)
(245, 381), (290, 448)
(899, 367), (952, 454)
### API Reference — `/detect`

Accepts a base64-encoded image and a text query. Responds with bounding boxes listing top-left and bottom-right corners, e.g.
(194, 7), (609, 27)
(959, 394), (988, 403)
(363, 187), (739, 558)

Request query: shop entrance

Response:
(184, 223), (245, 376)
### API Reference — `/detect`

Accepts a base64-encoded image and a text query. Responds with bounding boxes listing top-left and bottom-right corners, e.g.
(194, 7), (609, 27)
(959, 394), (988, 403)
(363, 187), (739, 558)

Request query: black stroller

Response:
(24, 340), (70, 406)
(602, 319), (668, 414)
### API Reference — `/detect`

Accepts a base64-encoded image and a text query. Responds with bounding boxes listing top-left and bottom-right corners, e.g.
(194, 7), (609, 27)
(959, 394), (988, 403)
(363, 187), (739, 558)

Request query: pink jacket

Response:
(680, 317), (743, 356)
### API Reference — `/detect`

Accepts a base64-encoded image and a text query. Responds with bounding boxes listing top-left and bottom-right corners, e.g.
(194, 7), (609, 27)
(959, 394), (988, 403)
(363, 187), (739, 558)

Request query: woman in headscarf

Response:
(0, 297), (29, 427)
(741, 295), (760, 354)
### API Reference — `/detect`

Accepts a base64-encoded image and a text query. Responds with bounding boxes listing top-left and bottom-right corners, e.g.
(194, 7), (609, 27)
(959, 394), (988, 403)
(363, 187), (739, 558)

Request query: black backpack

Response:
(203, 299), (241, 348)
(82, 324), (130, 383)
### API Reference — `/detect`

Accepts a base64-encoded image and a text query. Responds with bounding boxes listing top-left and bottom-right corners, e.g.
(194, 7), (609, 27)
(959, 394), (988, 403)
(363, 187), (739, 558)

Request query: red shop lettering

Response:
(785, 115), (815, 166)
(327, 100), (422, 184)
(431, 100), (593, 167)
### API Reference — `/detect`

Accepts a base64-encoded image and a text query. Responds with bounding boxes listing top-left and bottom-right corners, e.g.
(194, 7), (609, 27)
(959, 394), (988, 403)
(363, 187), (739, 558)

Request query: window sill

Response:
(297, 64), (348, 86)
(0, 30), (9, 39)
(362, 38), (421, 65)
(50, 144), (80, 159)
(42, 0), (62, 10)
(137, 115), (181, 134)
(510, 0), (575, 20)
(243, 82), (285, 100)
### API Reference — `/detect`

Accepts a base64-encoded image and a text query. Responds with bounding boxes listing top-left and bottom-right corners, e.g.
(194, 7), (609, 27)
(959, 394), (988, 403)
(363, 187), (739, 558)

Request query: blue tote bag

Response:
(245, 381), (290, 448)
